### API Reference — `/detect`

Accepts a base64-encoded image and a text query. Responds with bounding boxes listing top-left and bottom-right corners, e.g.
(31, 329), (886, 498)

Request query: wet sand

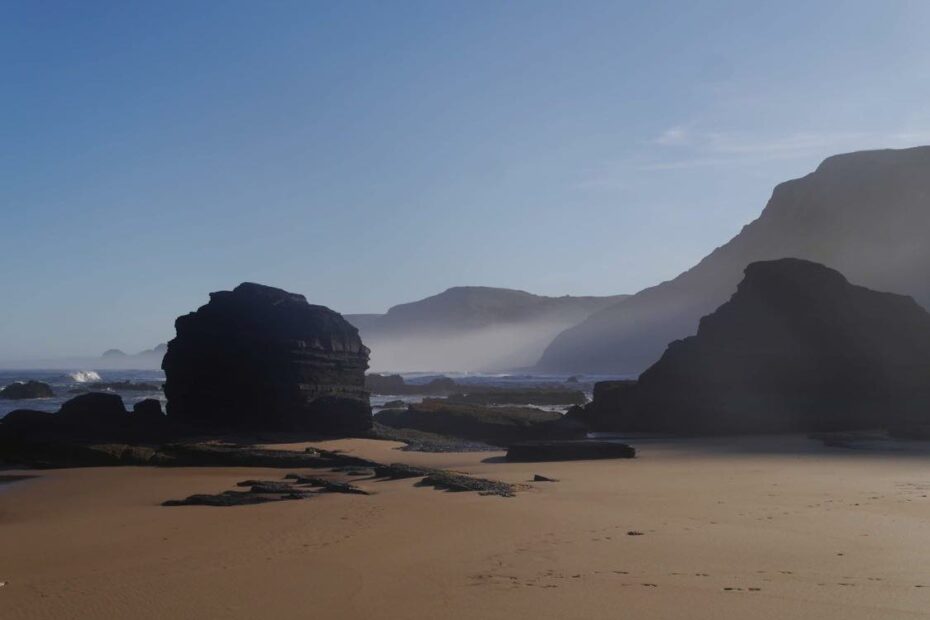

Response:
(2, 435), (930, 619)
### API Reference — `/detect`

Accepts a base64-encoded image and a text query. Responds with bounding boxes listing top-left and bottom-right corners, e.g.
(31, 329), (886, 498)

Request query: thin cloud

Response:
(578, 129), (930, 188)
(653, 127), (690, 146)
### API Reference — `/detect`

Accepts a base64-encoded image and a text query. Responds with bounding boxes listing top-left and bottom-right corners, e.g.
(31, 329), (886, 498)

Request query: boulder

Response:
(589, 259), (930, 434)
(366, 374), (457, 395)
(58, 392), (129, 428)
(365, 374), (407, 394)
(132, 398), (166, 424)
(162, 283), (371, 434)
(0, 381), (54, 400)
(567, 380), (637, 430)
(0, 410), (57, 436)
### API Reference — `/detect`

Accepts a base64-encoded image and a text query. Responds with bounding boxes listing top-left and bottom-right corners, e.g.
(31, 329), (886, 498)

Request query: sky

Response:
(3, 0), (930, 361)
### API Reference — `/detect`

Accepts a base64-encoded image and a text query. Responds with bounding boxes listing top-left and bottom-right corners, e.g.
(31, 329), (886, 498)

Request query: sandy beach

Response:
(2, 436), (930, 619)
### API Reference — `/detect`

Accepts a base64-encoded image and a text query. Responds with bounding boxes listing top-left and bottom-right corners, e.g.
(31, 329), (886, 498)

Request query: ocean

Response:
(1, 369), (624, 419)
(0, 369), (166, 419)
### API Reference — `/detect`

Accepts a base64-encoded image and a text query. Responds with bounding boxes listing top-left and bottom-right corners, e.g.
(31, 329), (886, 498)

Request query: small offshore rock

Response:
(0, 381), (54, 400)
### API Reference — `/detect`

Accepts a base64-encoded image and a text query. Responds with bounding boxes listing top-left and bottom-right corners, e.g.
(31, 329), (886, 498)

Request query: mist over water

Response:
(363, 320), (582, 373)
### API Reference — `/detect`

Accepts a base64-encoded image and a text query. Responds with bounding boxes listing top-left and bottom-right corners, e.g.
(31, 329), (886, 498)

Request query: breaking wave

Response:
(68, 370), (102, 383)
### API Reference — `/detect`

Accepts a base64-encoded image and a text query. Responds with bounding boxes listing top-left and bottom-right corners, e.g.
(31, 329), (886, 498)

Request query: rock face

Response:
(539, 146), (930, 374)
(589, 259), (930, 434)
(162, 282), (371, 433)
(0, 381), (54, 400)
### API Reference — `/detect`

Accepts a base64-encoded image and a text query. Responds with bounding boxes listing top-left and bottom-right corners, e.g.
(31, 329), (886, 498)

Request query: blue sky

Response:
(3, 1), (930, 360)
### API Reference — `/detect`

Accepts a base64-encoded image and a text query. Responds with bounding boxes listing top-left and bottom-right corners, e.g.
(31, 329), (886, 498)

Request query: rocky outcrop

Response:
(0, 393), (170, 452)
(132, 399), (165, 422)
(506, 440), (636, 462)
(365, 374), (457, 395)
(58, 392), (128, 427)
(162, 283), (371, 434)
(586, 259), (930, 434)
(375, 399), (584, 445)
(0, 381), (54, 400)
(567, 380), (637, 430)
(446, 388), (587, 407)
(539, 146), (930, 374)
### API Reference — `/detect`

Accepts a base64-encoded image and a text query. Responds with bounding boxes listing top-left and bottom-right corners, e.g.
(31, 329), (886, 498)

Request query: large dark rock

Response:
(0, 381), (54, 400)
(589, 259), (930, 434)
(375, 399), (583, 445)
(162, 282), (371, 434)
(58, 392), (129, 427)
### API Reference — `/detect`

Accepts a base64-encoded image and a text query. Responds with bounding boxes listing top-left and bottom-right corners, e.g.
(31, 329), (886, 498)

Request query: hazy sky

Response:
(4, 1), (930, 360)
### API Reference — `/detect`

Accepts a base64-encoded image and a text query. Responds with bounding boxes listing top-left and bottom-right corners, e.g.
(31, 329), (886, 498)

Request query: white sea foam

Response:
(68, 370), (102, 383)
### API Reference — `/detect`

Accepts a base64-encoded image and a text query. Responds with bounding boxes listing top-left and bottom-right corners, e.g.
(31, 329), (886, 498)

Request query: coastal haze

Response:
(5, 3), (930, 620)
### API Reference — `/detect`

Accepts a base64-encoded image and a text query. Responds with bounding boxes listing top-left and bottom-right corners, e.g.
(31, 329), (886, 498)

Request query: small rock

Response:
(533, 474), (558, 482)
(627, 530), (644, 536)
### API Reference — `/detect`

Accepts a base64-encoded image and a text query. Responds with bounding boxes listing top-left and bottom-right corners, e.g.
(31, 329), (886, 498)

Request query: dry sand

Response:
(2, 435), (930, 619)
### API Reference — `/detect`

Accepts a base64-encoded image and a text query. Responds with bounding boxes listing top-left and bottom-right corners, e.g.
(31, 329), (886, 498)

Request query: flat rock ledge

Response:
(506, 440), (636, 462)
(151, 449), (521, 505)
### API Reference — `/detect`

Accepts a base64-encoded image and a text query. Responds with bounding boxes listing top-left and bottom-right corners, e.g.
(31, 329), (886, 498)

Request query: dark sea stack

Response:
(162, 282), (371, 434)
(609, 259), (930, 434)
(0, 380), (54, 400)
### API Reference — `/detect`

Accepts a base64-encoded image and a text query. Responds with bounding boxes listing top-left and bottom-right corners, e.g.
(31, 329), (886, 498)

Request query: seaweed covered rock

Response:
(0, 381), (54, 400)
(593, 259), (930, 434)
(375, 399), (583, 445)
(162, 283), (371, 434)
(507, 440), (636, 462)
(447, 387), (587, 406)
